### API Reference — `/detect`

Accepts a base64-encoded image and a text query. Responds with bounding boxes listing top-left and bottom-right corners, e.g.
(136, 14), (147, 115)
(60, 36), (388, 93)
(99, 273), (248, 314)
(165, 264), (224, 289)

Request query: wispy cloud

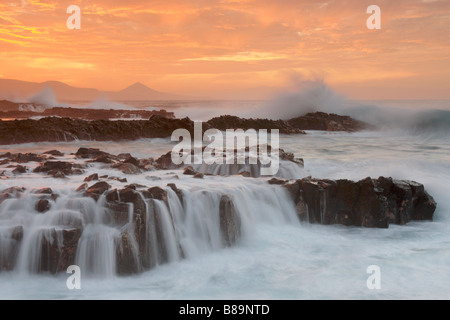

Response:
(182, 51), (288, 62)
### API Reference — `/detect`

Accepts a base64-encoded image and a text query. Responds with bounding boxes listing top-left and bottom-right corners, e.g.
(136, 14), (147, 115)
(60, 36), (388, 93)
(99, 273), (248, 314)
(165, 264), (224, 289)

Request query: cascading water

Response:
(0, 180), (299, 277)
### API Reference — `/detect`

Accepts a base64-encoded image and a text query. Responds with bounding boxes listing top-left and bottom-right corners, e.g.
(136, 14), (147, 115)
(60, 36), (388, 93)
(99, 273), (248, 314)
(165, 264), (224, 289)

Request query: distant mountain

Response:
(0, 79), (184, 102)
(107, 82), (182, 101)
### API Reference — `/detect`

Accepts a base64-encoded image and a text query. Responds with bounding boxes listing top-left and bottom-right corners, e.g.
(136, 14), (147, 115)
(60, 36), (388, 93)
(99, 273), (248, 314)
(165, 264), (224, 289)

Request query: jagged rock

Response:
(268, 177), (286, 185)
(118, 163), (141, 175)
(84, 173), (99, 182)
(125, 183), (147, 190)
(116, 231), (141, 275)
(86, 181), (111, 200)
(2, 186), (26, 197)
(105, 189), (119, 202)
(43, 150), (64, 156)
(183, 166), (195, 175)
(76, 183), (88, 192)
(219, 195), (241, 246)
(285, 177), (437, 228)
(35, 199), (51, 213)
(139, 159), (155, 170)
(107, 202), (130, 226)
(91, 154), (113, 164)
(0, 226), (23, 271)
(167, 183), (183, 203)
(109, 176), (128, 183)
(123, 155), (139, 167)
(117, 153), (132, 160)
(75, 148), (110, 159)
(193, 172), (204, 179)
(12, 165), (26, 174)
(10, 153), (46, 163)
(155, 151), (180, 170)
(0, 112), (370, 145)
(34, 228), (82, 274)
(144, 187), (168, 202)
(48, 170), (66, 178)
(116, 188), (149, 267)
(206, 115), (306, 134)
(287, 112), (370, 132)
(35, 187), (53, 194)
(34, 161), (73, 175)
(118, 187), (141, 203)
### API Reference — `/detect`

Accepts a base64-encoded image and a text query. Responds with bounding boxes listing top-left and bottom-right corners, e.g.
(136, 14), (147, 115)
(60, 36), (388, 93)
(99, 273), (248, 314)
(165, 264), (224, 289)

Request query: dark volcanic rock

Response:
(287, 112), (370, 132)
(6, 153), (46, 163)
(34, 161), (73, 175)
(86, 181), (111, 200)
(76, 148), (110, 159)
(206, 115), (306, 134)
(35, 187), (53, 194)
(105, 189), (119, 202)
(0, 226), (23, 271)
(123, 155), (140, 167)
(183, 166), (195, 175)
(285, 177), (437, 228)
(12, 165), (26, 174)
(116, 231), (141, 275)
(193, 172), (204, 179)
(76, 183), (88, 192)
(167, 183), (183, 203)
(84, 173), (99, 182)
(268, 177), (286, 185)
(91, 154), (114, 164)
(0, 112), (369, 145)
(43, 150), (64, 156)
(115, 163), (141, 175)
(144, 187), (168, 202)
(0, 117), (196, 145)
(34, 228), (82, 274)
(35, 199), (51, 213)
(154, 151), (179, 170)
(219, 195), (241, 246)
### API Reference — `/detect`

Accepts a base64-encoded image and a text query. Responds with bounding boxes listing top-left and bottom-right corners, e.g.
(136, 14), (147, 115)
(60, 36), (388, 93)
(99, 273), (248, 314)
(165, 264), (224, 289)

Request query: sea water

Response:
(0, 107), (449, 299)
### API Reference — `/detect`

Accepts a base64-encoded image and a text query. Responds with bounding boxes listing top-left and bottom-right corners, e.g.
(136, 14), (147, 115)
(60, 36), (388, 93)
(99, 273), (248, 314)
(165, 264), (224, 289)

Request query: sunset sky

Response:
(0, 0), (449, 99)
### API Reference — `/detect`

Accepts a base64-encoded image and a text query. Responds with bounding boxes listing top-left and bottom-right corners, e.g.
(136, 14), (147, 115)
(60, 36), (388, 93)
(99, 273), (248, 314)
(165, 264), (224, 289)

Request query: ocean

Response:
(0, 99), (449, 299)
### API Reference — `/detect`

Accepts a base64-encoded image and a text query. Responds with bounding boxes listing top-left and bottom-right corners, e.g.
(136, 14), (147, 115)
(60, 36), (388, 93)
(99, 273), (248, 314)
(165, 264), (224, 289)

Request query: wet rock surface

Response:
(0, 111), (371, 145)
(284, 177), (437, 228)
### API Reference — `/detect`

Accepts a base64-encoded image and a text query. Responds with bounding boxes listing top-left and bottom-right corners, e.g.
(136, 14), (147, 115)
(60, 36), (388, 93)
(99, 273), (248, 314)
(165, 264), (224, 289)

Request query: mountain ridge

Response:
(0, 78), (185, 102)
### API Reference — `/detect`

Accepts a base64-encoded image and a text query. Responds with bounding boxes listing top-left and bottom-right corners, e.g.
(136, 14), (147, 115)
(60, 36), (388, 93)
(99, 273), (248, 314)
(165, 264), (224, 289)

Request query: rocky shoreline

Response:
(0, 146), (438, 274)
(0, 111), (370, 145)
(0, 103), (175, 120)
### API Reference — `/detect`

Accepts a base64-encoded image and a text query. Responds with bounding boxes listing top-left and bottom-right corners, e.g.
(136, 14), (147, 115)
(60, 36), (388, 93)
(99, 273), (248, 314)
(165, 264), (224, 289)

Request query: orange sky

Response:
(1, 0), (449, 99)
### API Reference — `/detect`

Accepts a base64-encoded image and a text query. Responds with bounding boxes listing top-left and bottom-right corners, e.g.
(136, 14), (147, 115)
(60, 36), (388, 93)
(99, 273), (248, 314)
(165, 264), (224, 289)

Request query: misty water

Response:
(0, 124), (449, 299)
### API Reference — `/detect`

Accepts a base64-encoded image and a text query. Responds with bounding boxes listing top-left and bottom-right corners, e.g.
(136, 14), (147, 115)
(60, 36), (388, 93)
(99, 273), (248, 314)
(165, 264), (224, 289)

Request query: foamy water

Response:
(0, 126), (449, 299)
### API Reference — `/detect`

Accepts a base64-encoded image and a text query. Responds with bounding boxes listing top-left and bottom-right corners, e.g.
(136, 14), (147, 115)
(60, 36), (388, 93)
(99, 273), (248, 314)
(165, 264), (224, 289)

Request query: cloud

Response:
(27, 58), (96, 70)
(181, 51), (288, 62)
(0, 0), (448, 99)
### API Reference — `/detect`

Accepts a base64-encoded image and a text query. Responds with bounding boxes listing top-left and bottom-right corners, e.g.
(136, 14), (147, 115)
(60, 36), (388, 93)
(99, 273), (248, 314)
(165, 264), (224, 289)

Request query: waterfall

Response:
(0, 181), (299, 276)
